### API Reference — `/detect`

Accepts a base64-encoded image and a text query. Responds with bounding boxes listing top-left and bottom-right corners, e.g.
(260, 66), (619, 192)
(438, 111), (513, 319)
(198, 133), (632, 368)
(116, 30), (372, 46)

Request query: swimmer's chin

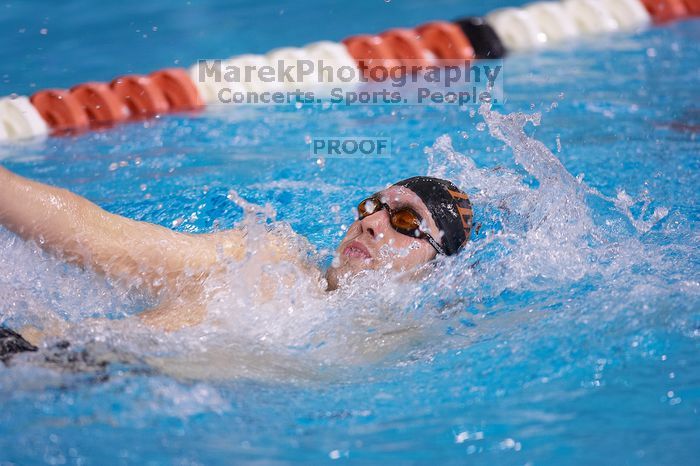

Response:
(324, 264), (346, 291)
(326, 258), (407, 292)
(324, 260), (362, 291)
(325, 255), (435, 291)
(324, 252), (375, 291)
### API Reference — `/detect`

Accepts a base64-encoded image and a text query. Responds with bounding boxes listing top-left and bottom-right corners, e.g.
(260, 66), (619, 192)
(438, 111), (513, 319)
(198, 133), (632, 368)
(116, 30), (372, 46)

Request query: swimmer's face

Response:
(325, 185), (441, 290)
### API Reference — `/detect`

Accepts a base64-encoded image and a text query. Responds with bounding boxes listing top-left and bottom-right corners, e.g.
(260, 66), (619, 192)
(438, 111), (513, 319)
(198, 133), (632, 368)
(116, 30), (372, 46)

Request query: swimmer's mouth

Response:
(343, 241), (372, 260)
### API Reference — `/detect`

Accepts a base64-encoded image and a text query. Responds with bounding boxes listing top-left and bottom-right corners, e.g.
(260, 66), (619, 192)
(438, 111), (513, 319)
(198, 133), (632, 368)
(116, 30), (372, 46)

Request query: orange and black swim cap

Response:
(393, 176), (473, 255)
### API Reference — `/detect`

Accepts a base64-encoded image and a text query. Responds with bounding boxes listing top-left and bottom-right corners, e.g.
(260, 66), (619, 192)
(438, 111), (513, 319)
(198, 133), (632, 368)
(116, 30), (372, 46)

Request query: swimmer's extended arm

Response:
(0, 165), (246, 298)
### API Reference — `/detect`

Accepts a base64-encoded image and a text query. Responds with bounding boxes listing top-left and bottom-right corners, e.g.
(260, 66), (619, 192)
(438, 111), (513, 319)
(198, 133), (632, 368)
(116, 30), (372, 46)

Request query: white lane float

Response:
(486, 7), (545, 51)
(302, 40), (361, 98)
(563, 0), (620, 34)
(189, 60), (223, 104)
(0, 96), (48, 140)
(605, 0), (652, 30)
(226, 54), (276, 94)
(189, 57), (256, 104)
(524, 2), (580, 43)
(265, 47), (316, 91)
(303, 41), (360, 87)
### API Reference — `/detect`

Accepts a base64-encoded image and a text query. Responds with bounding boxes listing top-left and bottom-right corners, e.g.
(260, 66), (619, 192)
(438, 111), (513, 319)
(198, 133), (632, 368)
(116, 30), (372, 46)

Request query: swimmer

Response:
(0, 165), (472, 335)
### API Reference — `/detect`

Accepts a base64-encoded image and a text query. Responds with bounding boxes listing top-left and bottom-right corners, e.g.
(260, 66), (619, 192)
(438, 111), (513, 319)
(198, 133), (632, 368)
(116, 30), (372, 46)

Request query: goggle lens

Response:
(358, 196), (424, 238)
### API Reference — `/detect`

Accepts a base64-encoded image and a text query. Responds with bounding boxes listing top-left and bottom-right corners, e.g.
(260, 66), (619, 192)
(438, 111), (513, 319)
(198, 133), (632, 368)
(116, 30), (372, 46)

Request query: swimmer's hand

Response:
(17, 325), (46, 347)
(17, 308), (70, 346)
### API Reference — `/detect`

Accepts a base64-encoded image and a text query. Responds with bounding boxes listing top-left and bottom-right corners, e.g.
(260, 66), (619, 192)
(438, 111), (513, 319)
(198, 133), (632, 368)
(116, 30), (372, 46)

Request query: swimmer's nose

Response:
(360, 208), (390, 239)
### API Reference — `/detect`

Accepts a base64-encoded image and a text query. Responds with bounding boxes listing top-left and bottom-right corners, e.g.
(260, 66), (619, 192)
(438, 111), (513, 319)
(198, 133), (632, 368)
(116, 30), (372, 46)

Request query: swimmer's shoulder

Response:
(194, 228), (247, 263)
(261, 223), (318, 267)
(196, 225), (313, 267)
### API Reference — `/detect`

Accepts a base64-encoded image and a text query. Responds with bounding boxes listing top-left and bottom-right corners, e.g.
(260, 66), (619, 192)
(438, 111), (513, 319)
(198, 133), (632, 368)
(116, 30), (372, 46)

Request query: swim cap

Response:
(393, 176), (473, 255)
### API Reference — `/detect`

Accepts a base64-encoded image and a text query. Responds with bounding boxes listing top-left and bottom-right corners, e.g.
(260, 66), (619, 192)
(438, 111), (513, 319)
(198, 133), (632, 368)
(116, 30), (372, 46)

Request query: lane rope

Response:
(0, 0), (695, 142)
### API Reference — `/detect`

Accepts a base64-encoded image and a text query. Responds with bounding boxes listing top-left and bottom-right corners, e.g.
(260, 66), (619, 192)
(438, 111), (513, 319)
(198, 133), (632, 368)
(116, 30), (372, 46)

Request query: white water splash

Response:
(422, 101), (669, 299)
(0, 101), (673, 383)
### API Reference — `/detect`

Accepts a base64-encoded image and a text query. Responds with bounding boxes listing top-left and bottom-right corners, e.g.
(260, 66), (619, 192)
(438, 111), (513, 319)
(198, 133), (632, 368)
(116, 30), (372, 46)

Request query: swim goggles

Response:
(357, 195), (446, 255)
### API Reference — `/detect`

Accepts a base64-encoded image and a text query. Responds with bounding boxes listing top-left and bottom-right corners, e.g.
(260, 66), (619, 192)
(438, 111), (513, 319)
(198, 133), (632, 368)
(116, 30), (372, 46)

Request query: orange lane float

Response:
(70, 82), (130, 125)
(415, 21), (476, 60)
(30, 89), (90, 132)
(110, 75), (170, 117)
(640, 0), (688, 22)
(342, 35), (403, 80)
(682, 0), (700, 14)
(379, 28), (436, 66)
(149, 68), (204, 111)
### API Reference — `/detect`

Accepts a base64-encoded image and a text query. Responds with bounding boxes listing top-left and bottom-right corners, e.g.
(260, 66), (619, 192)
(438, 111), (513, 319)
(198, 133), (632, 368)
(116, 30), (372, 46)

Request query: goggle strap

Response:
(426, 236), (446, 255)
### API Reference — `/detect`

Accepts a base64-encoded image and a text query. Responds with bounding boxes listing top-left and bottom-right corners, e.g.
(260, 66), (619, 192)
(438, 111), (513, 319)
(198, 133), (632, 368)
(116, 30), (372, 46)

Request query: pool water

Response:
(1, 0), (699, 464)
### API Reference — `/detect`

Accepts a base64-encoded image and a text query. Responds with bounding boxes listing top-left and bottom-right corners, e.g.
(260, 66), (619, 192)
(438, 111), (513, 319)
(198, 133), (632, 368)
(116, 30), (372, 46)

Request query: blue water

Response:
(1, 0), (699, 464)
